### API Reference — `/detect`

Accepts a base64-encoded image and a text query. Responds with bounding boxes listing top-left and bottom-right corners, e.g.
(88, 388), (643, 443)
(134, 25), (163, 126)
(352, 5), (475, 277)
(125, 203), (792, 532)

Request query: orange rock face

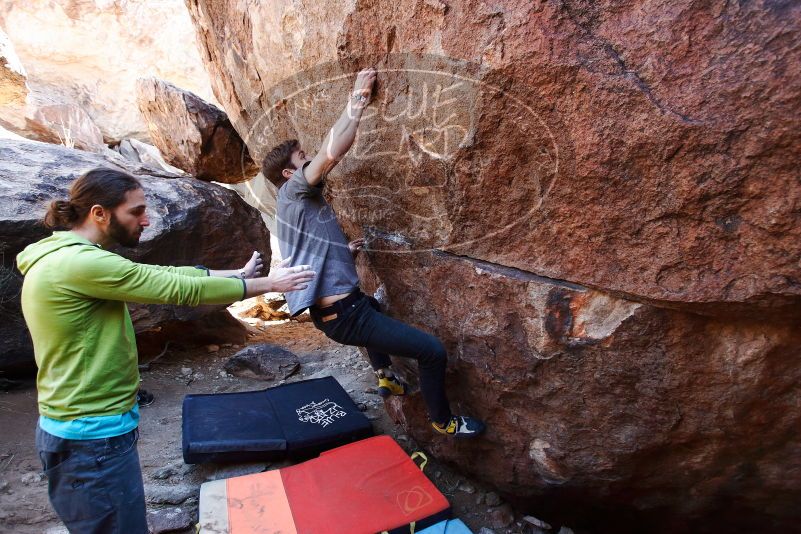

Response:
(185, 1), (801, 530)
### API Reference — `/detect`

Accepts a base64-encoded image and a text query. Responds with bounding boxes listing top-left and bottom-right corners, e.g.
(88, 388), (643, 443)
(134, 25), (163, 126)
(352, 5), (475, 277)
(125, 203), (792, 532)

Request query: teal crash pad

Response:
(417, 518), (473, 534)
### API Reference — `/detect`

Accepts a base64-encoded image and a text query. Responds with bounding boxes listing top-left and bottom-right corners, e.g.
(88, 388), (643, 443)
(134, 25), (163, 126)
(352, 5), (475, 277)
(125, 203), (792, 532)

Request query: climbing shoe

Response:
(136, 388), (155, 407)
(376, 373), (408, 398)
(431, 415), (485, 438)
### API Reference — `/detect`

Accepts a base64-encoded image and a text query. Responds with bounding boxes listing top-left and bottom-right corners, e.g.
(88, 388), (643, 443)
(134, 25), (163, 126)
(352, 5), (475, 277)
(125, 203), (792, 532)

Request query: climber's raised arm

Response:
(303, 67), (376, 187)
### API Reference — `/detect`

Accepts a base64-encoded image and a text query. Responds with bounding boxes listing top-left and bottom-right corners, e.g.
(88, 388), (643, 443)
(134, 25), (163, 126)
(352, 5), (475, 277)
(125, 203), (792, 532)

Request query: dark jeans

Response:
(310, 291), (452, 424)
(35, 426), (147, 534)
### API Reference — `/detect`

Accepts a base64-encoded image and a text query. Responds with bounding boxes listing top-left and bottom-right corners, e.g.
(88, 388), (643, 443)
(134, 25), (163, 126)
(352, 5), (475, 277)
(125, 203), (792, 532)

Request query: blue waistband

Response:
(39, 404), (140, 440)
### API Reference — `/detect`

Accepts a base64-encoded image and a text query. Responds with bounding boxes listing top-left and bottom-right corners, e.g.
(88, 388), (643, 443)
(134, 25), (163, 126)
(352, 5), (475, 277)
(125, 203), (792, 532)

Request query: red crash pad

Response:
(200, 435), (451, 533)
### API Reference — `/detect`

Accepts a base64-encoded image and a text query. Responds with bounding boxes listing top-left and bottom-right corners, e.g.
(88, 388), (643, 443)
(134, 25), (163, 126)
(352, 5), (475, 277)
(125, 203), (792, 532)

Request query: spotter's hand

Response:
(240, 251), (264, 279)
(267, 258), (315, 292)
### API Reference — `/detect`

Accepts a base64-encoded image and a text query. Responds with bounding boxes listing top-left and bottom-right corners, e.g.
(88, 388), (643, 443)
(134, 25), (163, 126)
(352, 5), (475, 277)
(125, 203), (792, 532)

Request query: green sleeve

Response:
(140, 264), (210, 277)
(62, 247), (245, 305)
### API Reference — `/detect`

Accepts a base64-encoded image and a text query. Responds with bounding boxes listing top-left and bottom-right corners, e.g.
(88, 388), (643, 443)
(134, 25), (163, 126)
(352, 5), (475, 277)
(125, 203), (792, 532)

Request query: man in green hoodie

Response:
(17, 167), (314, 534)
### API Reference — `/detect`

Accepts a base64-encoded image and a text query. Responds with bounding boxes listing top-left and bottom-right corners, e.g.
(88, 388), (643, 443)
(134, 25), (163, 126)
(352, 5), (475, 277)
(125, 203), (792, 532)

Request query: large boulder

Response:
(0, 138), (271, 373)
(364, 240), (801, 534)
(186, 0), (801, 310)
(185, 1), (801, 531)
(136, 77), (257, 183)
(0, 0), (217, 143)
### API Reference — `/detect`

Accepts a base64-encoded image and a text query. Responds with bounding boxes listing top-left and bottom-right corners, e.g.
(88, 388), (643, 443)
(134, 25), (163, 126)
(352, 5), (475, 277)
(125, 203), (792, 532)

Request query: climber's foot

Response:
(432, 415), (485, 438)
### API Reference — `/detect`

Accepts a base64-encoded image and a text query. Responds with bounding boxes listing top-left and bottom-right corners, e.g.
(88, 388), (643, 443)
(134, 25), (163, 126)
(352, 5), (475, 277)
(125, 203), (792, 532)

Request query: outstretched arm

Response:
(209, 251), (264, 279)
(303, 67), (377, 186)
(143, 251), (265, 280)
(66, 249), (314, 306)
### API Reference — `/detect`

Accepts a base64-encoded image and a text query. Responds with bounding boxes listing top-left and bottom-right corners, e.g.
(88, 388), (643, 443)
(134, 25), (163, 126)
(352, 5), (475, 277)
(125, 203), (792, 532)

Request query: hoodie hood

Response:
(16, 231), (95, 275)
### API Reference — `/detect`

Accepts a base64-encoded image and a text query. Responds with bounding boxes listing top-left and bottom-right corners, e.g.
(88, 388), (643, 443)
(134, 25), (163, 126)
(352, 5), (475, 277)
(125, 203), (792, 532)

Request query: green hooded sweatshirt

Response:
(17, 231), (246, 421)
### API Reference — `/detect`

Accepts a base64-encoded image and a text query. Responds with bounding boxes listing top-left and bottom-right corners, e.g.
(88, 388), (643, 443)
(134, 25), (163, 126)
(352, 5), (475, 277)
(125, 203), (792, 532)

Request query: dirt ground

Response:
(0, 304), (556, 534)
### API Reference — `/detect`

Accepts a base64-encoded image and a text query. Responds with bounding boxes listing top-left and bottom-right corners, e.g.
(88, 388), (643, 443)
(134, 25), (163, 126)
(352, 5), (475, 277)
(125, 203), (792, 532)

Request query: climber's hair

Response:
(262, 139), (299, 188)
(44, 168), (142, 229)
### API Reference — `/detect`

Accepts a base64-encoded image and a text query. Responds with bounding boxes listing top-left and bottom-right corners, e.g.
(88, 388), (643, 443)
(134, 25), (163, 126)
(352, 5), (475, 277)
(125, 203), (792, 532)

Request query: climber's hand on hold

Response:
(348, 238), (366, 255)
(306, 67), (376, 186)
(351, 67), (376, 109)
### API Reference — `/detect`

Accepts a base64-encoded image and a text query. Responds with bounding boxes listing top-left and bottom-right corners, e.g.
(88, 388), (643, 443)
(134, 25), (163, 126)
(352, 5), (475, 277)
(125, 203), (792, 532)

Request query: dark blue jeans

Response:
(310, 291), (452, 424)
(35, 426), (147, 534)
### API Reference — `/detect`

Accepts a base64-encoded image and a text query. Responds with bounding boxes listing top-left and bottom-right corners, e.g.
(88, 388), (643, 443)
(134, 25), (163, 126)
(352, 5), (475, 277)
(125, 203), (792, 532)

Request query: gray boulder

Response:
(0, 138), (270, 372)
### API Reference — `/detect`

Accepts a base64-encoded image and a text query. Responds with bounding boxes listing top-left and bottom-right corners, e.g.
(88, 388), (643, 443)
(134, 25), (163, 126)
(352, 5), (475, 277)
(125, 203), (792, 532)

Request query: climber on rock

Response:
(17, 168), (315, 534)
(262, 66), (485, 439)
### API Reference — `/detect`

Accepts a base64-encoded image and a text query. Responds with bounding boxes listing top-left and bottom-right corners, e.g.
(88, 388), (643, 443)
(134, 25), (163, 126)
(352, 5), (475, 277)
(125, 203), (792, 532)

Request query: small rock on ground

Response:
(152, 465), (178, 480)
(147, 507), (193, 533)
(224, 343), (300, 381)
(522, 515), (552, 529)
(458, 481), (476, 494)
(145, 484), (195, 505)
(485, 491), (502, 507)
(21, 472), (44, 485)
(487, 503), (515, 528)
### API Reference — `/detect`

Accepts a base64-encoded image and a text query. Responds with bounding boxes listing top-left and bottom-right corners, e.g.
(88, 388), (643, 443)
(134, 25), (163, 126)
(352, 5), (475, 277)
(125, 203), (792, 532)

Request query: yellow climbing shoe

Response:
(431, 415), (486, 438)
(377, 374), (407, 398)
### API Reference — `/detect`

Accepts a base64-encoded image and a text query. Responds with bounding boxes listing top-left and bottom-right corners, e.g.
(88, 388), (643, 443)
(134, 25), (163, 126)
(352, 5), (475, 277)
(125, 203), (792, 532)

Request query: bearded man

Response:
(17, 167), (314, 533)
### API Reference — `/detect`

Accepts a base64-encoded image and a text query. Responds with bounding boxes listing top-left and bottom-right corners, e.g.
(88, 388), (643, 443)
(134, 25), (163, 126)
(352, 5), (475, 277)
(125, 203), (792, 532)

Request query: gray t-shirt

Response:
(276, 162), (360, 316)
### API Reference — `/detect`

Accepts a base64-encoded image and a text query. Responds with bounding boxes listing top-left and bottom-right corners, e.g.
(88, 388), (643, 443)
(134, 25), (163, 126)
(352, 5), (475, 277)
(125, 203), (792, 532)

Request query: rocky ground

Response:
(0, 300), (572, 534)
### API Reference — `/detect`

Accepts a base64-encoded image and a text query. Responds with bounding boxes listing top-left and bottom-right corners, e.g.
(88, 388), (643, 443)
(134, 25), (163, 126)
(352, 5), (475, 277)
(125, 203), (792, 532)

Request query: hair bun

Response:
(44, 199), (79, 229)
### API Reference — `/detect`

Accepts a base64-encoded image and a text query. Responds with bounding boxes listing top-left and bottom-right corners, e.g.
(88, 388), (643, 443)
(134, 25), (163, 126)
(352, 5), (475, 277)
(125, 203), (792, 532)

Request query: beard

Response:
(109, 213), (143, 248)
